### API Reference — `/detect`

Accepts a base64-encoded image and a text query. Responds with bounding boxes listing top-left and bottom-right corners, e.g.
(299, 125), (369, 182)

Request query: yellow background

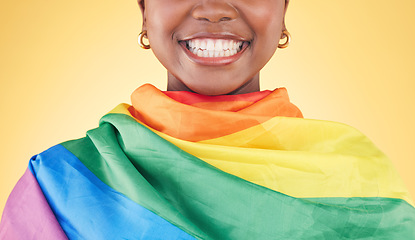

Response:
(1, 0), (414, 217)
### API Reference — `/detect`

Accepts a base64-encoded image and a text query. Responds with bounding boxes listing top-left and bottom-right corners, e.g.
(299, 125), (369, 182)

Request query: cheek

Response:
(145, 3), (189, 69)
(241, 0), (285, 43)
(145, 1), (198, 67)
(146, 4), (177, 44)
(146, 0), (196, 41)
(247, 2), (285, 63)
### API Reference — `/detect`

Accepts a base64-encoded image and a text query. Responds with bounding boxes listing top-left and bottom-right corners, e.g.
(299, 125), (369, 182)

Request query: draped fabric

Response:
(1, 84), (414, 239)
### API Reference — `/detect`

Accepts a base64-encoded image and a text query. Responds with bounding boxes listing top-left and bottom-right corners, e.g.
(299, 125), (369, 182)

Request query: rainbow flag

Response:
(1, 84), (414, 239)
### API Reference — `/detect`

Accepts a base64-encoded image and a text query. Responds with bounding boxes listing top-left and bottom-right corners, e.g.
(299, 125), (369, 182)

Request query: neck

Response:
(166, 72), (260, 95)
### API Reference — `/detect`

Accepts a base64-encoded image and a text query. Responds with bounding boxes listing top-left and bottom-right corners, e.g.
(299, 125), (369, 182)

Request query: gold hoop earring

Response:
(278, 30), (291, 49)
(138, 31), (151, 49)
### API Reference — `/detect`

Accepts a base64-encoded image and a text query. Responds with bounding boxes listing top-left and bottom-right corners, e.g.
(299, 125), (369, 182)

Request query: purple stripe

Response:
(0, 169), (67, 240)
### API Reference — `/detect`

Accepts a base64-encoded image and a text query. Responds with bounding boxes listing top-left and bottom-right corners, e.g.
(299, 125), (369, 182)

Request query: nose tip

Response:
(191, 1), (239, 23)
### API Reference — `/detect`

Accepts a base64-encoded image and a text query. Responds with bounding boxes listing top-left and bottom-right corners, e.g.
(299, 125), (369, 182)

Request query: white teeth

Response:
(185, 38), (245, 58)
(200, 40), (207, 50)
(223, 41), (229, 50)
(215, 40), (223, 51)
(197, 50), (203, 57)
(194, 39), (200, 48)
(214, 50), (220, 57)
(206, 40), (214, 52)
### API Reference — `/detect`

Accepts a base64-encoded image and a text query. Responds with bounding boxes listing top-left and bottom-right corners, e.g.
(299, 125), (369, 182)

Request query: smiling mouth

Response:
(182, 38), (249, 58)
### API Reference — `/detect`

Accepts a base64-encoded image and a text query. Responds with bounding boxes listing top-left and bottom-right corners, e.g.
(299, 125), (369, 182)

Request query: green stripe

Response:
(61, 113), (415, 239)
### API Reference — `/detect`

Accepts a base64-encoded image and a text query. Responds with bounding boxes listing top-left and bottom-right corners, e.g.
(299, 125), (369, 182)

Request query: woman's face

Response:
(139, 0), (288, 95)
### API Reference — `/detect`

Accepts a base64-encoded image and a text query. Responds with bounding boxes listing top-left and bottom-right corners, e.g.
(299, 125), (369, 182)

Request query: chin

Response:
(190, 87), (227, 96)
(184, 79), (241, 95)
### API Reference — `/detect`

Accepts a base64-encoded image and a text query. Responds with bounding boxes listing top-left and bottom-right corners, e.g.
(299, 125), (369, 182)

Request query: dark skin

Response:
(138, 0), (289, 95)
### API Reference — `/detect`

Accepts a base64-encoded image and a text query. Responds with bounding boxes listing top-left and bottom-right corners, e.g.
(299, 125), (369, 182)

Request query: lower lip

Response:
(179, 41), (249, 66)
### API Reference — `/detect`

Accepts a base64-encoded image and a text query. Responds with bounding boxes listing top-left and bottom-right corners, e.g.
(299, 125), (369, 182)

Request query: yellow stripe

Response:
(109, 104), (414, 206)
(108, 103), (132, 115)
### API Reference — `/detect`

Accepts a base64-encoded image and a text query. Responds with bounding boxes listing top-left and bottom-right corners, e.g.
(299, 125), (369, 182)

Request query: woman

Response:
(1, 0), (414, 239)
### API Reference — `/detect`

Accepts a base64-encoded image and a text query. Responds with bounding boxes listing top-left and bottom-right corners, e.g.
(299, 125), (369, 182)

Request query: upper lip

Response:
(180, 32), (251, 42)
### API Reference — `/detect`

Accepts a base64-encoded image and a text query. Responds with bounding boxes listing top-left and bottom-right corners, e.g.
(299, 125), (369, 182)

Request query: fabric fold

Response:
(129, 84), (303, 142)
(1, 84), (414, 239)
(0, 169), (68, 240)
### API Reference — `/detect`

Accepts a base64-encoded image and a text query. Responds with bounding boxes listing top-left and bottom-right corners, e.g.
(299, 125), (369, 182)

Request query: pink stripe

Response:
(0, 169), (68, 239)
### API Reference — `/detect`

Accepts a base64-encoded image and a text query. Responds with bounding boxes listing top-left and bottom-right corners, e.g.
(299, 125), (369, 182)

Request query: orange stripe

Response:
(130, 84), (303, 142)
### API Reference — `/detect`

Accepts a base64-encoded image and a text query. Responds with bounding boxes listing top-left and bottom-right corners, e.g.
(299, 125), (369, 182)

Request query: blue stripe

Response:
(29, 144), (196, 240)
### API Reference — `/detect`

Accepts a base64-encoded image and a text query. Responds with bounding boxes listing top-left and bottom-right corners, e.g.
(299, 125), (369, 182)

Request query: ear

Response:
(138, 0), (147, 30)
(282, 0), (290, 33)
